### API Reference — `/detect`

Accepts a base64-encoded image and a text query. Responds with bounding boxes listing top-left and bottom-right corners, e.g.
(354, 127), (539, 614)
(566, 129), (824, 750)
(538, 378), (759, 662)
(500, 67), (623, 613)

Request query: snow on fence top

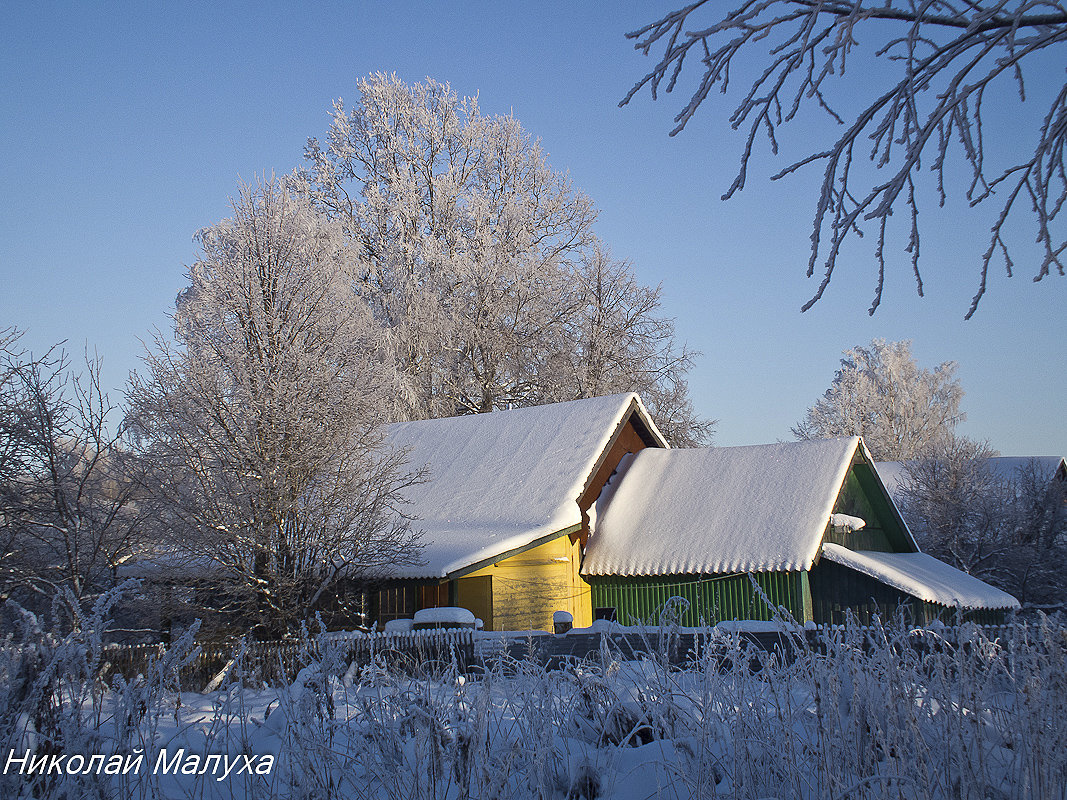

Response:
(583, 437), (861, 576)
(386, 392), (665, 578)
(821, 543), (1021, 610)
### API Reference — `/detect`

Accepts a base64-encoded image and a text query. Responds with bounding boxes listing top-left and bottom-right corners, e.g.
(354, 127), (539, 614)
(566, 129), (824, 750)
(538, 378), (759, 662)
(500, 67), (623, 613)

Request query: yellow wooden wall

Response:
(458, 532), (592, 632)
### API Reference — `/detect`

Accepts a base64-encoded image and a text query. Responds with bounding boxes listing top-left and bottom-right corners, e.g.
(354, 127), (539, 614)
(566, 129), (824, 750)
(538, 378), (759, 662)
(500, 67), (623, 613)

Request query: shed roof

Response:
(582, 437), (863, 576)
(387, 393), (666, 579)
(821, 543), (1021, 610)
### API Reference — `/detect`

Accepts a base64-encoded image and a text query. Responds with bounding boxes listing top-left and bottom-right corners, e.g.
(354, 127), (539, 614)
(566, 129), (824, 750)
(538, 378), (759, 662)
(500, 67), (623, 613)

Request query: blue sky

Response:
(2, 2), (1063, 455)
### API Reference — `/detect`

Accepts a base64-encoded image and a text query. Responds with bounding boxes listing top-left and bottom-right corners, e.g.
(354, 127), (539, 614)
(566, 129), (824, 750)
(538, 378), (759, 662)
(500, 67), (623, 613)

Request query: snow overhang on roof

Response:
(821, 543), (1020, 610)
(386, 393), (666, 579)
(582, 437), (861, 577)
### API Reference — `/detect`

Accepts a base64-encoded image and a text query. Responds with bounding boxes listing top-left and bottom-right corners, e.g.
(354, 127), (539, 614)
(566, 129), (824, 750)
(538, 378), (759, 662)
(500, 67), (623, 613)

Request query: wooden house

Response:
(368, 393), (668, 631)
(582, 437), (1019, 626)
(371, 396), (1017, 630)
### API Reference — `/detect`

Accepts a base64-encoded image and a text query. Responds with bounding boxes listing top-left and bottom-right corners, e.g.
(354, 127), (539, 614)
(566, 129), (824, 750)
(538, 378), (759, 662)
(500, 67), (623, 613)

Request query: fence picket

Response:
(95, 622), (1025, 690)
(100, 627), (476, 690)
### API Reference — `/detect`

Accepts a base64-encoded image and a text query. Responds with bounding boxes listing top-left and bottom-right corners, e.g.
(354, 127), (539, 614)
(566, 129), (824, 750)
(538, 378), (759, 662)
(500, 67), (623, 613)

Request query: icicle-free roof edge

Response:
(821, 543), (1020, 610)
(583, 436), (866, 577)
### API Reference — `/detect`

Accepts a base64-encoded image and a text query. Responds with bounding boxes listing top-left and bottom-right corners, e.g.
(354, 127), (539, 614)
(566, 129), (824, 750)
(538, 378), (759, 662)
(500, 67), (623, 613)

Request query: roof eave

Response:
(445, 523), (583, 580)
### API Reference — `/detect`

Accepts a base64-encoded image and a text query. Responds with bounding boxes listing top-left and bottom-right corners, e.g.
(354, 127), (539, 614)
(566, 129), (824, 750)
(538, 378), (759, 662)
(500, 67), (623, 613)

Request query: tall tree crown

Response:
(300, 74), (712, 444)
(793, 338), (964, 460)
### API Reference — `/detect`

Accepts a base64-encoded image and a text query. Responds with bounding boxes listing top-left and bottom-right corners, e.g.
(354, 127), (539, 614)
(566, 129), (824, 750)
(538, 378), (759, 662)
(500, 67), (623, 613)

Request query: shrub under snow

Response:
(1, 602), (1065, 799)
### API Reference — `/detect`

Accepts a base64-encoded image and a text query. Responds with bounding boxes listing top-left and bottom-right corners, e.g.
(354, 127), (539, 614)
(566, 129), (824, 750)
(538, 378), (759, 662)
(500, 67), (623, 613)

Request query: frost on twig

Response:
(624, 1), (1067, 316)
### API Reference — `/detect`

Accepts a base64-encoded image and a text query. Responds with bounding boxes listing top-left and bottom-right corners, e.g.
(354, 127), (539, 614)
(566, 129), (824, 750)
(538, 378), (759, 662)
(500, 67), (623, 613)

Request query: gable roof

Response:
(875, 456), (1067, 500)
(582, 437), (864, 576)
(387, 393), (666, 579)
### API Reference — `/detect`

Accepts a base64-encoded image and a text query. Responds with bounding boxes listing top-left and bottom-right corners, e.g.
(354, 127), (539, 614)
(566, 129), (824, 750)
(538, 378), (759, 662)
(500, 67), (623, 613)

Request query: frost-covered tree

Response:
(899, 447), (1067, 606)
(0, 331), (145, 626)
(127, 180), (423, 637)
(623, 1), (1067, 317)
(301, 73), (597, 419)
(793, 339), (963, 460)
(1004, 459), (1067, 606)
(0, 329), (32, 546)
(300, 73), (712, 444)
(553, 243), (714, 446)
(897, 436), (1006, 578)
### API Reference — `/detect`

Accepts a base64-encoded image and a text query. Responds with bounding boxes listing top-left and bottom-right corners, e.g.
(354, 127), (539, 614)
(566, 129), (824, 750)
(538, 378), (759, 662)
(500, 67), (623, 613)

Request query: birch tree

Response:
(793, 338), (963, 459)
(624, 1), (1067, 317)
(301, 73), (597, 419)
(127, 180), (422, 637)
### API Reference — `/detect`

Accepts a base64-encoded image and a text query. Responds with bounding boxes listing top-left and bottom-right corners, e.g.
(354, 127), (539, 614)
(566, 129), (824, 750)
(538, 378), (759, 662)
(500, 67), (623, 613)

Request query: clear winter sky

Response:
(2, 3), (1064, 455)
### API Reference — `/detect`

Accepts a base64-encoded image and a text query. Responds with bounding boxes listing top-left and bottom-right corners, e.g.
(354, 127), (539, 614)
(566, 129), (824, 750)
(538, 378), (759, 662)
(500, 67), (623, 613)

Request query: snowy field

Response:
(2, 614), (1066, 800)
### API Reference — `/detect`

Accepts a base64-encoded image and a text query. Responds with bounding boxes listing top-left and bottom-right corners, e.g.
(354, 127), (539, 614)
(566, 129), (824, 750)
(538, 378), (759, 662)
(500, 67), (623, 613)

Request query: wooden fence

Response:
(479, 623), (1029, 670)
(101, 628), (476, 691)
(98, 622), (1027, 691)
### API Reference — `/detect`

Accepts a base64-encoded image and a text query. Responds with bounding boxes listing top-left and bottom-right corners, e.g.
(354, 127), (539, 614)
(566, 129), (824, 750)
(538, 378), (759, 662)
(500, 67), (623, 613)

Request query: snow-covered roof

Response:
(388, 393), (665, 579)
(116, 547), (223, 579)
(582, 437), (863, 576)
(821, 543), (1020, 610)
(875, 456), (1066, 500)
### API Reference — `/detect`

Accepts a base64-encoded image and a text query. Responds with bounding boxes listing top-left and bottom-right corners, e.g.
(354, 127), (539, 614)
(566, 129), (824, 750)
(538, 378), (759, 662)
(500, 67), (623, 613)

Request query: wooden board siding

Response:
(826, 462), (914, 553)
(587, 571), (813, 627)
(370, 579), (438, 624)
(455, 575), (493, 630)
(808, 559), (1007, 625)
(577, 407), (664, 547)
(460, 531), (592, 631)
(852, 462), (914, 551)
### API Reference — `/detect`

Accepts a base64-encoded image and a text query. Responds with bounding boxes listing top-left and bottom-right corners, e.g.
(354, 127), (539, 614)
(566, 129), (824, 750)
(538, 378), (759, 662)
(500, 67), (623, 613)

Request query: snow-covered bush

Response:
(2, 610), (1066, 799)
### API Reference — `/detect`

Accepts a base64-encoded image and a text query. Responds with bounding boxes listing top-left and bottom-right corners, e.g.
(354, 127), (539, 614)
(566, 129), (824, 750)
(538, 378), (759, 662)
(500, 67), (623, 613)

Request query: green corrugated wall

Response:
(587, 571), (812, 626)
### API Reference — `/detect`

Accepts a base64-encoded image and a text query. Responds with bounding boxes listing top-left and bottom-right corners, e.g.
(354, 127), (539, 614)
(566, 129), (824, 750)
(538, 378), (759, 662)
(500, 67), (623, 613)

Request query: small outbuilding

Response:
(582, 437), (1019, 626)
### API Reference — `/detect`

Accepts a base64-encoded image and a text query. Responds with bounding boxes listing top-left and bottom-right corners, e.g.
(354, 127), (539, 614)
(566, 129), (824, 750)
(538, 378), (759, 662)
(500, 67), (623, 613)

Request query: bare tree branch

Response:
(127, 179), (425, 638)
(1, 331), (147, 622)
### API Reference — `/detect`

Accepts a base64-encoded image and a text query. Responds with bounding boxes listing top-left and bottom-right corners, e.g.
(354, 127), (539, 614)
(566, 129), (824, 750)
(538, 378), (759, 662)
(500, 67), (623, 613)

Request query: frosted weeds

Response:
(2, 603), (1066, 799)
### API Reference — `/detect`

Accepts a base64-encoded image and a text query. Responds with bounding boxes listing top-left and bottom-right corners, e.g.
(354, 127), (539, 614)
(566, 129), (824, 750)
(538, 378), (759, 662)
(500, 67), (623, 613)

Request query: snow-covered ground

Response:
(2, 614), (1066, 799)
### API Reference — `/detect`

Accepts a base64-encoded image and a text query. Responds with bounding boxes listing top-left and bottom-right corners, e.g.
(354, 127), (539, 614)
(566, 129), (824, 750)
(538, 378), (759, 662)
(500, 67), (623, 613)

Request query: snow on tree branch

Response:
(793, 338), (964, 460)
(127, 180), (425, 637)
(623, 0), (1067, 317)
(298, 74), (713, 444)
